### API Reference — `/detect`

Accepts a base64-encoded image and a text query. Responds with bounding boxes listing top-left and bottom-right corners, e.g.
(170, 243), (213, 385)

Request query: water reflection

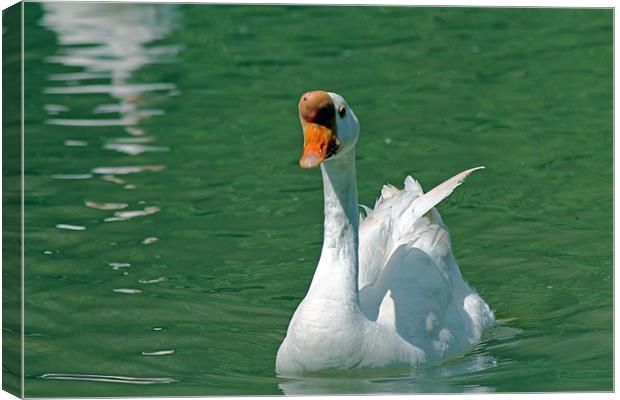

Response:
(37, 2), (182, 385)
(55, 223), (86, 231)
(279, 376), (490, 395)
(39, 373), (177, 385)
(41, 1), (176, 216)
(91, 165), (166, 175)
(84, 201), (129, 211)
(104, 206), (160, 222)
(103, 136), (169, 156)
(51, 173), (93, 180)
(278, 355), (496, 395)
(41, 2), (181, 131)
(278, 324), (522, 395)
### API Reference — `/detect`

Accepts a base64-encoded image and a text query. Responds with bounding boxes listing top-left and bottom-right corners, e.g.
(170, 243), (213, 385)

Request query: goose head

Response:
(298, 90), (359, 168)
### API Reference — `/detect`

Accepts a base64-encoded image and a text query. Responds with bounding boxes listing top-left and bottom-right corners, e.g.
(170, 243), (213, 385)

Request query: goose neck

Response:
(307, 150), (359, 305)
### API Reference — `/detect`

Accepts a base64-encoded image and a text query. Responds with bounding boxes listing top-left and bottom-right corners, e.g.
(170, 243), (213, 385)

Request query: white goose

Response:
(276, 91), (495, 375)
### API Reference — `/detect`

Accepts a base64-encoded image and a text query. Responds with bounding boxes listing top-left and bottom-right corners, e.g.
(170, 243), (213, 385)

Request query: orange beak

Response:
(299, 122), (339, 168)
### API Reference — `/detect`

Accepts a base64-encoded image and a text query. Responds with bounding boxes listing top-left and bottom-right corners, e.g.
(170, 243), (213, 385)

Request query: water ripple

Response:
(109, 262), (131, 270)
(113, 288), (142, 294)
(47, 117), (138, 127)
(39, 373), (177, 385)
(104, 206), (160, 222)
(103, 143), (170, 156)
(55, 224), (86, 231)
(51, 173), (93, 180)
(139, 277), (166, 284)
(92, 165), (165, 175)
(142, 237), (159, 244)
(142, 349), (175, 356)
(44, 82), (176, 95)
(64, 139), (88, 146)
(85, 201), (129, 210)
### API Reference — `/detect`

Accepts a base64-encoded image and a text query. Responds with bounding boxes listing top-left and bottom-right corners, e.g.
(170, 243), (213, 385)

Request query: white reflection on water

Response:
(41, 2), (177, 215)
(36, 3), (184, 387)
(142, 349), (175, 356)
(103, 142), (170, 156)
(51, 173), (93, 180)
(104, 206), (161, 222)
(84, 201), (129, 211)
(277, 353), (497, 395)
(113, 288), (142, 294)
(39, 373), (177, 385)
(278, 324), (522, 395)
(91, 165), (166, 175)
(55, 224), (86, 231)
(40, 2), (180, 134)
(40, 3), (180, 78)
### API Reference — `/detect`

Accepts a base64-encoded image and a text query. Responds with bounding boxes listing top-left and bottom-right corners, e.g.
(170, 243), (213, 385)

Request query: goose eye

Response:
(338, 105), (346, 118)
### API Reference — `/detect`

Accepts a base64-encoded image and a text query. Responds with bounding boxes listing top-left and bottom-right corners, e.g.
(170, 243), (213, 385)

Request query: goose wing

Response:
(357, 167), (487, 355)
(358, 167), (484, 292)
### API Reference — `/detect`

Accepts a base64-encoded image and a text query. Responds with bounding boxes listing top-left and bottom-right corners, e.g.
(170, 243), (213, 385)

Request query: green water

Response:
(10, 3), (613, 396)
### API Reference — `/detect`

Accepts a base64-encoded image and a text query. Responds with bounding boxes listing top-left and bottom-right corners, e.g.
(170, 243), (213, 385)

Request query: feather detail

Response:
(403, 175), (424, 196)
(376, 290), (396, 328)
(375, 184), (399, 208)
(410, 166), (484, 220)
(359, 167), (485, 290)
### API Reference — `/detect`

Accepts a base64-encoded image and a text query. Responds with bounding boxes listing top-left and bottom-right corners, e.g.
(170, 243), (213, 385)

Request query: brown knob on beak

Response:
(299, 90), (335, 124)
(298, 91), (339, 168)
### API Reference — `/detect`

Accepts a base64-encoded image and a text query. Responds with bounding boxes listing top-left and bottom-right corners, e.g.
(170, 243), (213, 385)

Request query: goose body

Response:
(276, 91), (494, 375)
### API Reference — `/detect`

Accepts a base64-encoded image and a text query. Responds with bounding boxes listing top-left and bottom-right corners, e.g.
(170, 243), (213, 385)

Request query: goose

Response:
(275, 91), (495, 375)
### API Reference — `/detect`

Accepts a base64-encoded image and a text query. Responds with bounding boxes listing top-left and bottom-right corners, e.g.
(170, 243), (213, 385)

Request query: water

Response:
(8, 3), (612, 396)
